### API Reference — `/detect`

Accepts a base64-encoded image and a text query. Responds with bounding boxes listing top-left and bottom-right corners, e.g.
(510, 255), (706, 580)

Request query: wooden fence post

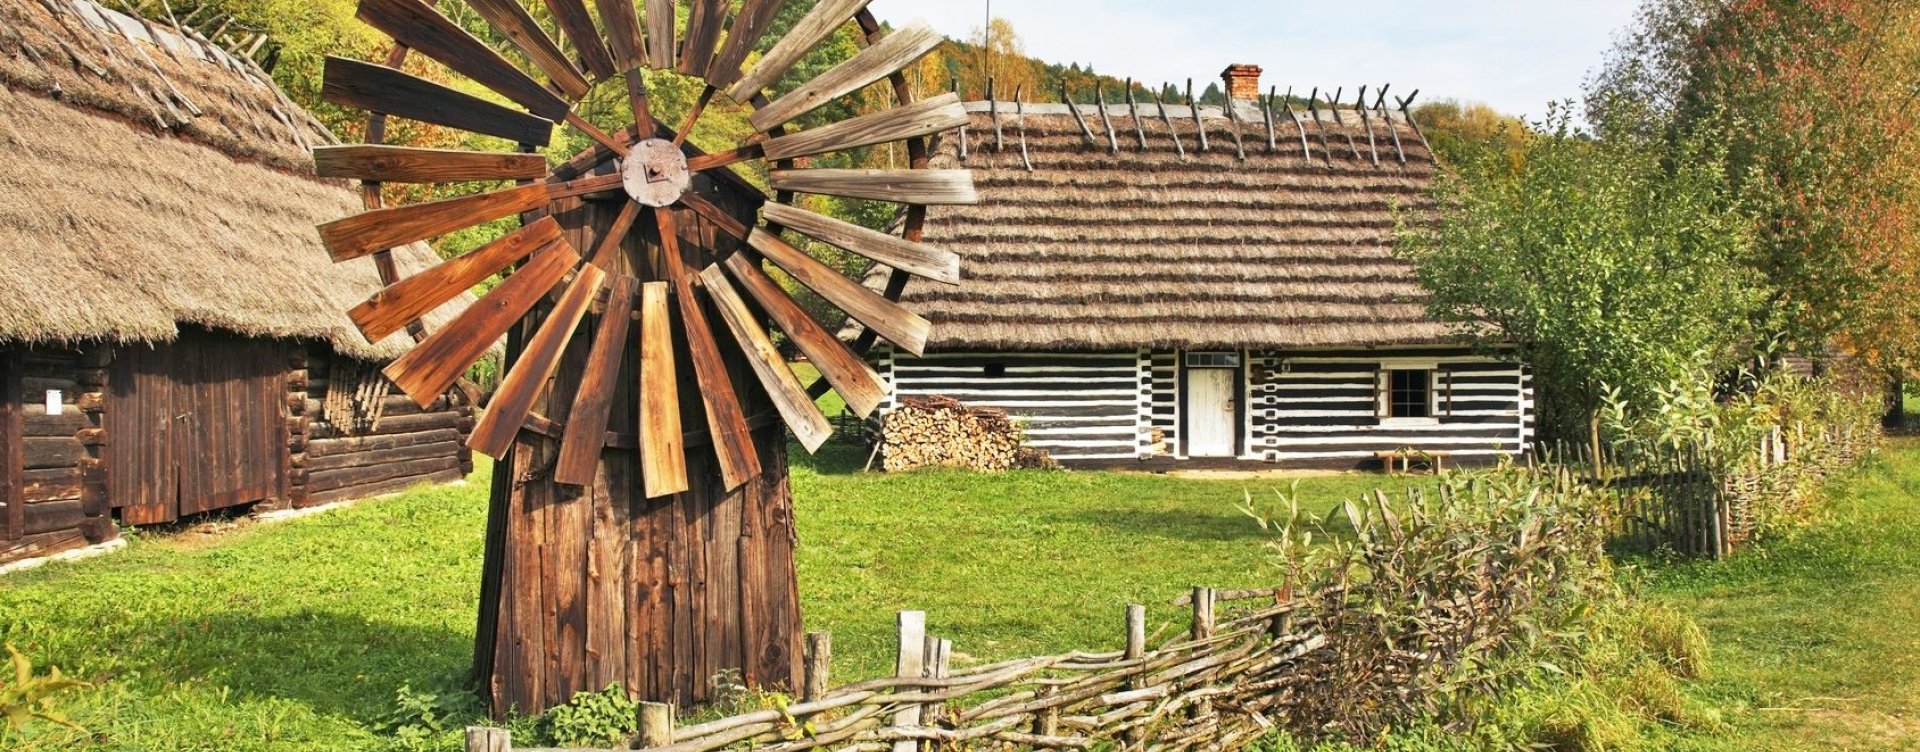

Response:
(637, 702), (675, 749)
(804, 631), (832, 703)
(892, 610), (927, 752)
(1190, 586), (1214, 641)
(464, 727), (509, 752)
(1124, 604), (1145, 747)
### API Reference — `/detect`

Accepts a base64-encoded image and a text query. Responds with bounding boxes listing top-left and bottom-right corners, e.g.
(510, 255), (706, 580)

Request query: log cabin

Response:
(867, 66), (1536, 468)
(0, 0), (479, 565)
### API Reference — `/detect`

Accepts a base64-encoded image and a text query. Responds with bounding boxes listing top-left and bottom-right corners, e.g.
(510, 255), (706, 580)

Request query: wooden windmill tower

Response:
(312, 0), (972, 714)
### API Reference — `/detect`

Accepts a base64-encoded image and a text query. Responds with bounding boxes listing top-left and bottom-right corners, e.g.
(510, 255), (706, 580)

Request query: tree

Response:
(1398, 107), (1761, 438)
(1410, 99), (1530, 166)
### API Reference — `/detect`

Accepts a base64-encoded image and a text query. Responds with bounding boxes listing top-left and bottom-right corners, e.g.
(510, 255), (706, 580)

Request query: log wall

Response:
(879, 347), (1536, 468)
(300, 346), (473, 505)
(1, 345), (116, 565)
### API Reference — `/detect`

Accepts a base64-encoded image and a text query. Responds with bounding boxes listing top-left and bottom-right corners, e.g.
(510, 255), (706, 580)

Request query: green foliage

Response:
(1, 645), (89, 738)
(1398, 104), (1760, 440)
(375, 682), (476, 751)
(543, 684), (638, 748)
(1409, 99), (1531, 166)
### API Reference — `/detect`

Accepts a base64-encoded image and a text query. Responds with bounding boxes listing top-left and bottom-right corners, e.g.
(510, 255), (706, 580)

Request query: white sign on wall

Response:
(45, 390), (63, 416)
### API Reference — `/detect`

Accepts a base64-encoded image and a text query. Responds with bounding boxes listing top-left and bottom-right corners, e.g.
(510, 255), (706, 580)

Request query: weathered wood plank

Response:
(597, 0), (646, 72)
(384, 244), (579, 407)
(696, 267), (832, 452)
(721, 254), (885, 417)
(769, 168), (975, 206)
(646, 0), (675, 70)
(587, 201), (642, 272)
(660, 208), (759, 490)
(351, 217), (562, 341)
(747, 228), (931, 356)
(678, 0), (725, 77)
(556, 276), (637, 486)
(319, 184), (550, 262)
(306, 428), (463, 458)
(760, 93), (966, 161)
(749, 22), (941, 132)
(685, 143), (764, 173)
(307, 455), (462, 493)
(314, 145), (549, 184)
(470, 265), (606, 458)
(638, 282), (689, 498)
(322, 56), (554, 146)
(23, 437), (81, 471)
(309, 465), (467, 504)
(760, 202), (958, 283)
(306, 440), (462, 472)
(707, 0), (783, 91)
(356, 0), (570, 120)
(541, 0), (617, 79)
(2, 357), (21, 541)
(466, 0), (592, 100)
(22, 467), (80, 504)
(726, 0), (870, 102)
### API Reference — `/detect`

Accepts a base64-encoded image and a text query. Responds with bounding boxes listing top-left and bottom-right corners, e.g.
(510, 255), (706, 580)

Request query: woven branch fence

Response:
(467, 586), (1327, 752)
(1548, 418), (1877, 559)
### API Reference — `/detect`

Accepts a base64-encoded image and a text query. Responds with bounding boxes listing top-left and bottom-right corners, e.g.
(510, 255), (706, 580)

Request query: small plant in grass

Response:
(376, 682), (477, 751)
(544, 683), (639, 748)
(1, 644), (89, 738)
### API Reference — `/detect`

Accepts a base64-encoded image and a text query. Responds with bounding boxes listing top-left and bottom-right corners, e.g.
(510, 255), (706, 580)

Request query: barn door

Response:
(1184, 352), (1242, 458)
(108, 343), (179, 525)
(107, 331), (286, 523)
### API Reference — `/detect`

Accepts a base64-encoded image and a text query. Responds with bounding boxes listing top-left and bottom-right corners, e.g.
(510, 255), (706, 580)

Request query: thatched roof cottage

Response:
(0, 0), (479, 564)
(870, 66), (1535, 467)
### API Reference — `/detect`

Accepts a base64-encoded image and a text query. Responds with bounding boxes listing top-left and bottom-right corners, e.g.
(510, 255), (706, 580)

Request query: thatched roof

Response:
(0, 0), (467, 360)
(879, 100), (1455, 352)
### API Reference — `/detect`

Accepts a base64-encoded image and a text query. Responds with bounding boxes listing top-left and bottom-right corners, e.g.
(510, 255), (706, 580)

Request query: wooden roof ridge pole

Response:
(1397, 89), (1431, 153)
(1355, 85), (1380, 167)
(1061, 82), (1096, 148)
(1152, 86), (1185, 158)
(1261, 86), (1278, 153)
(1306, 87), (1334, 167)
(1095, 88), (1119, 154)
(1014, 86), (1032, 171)
(1375, 83), (1407, 164)
(1187, 78), (1208, 152)
(954, 78), (968, 159)
(1328, 86), (1361, 160)
(1283, 86), (1310, 160)
(989, 78), (1003, 152)
(1224, 92), (1246, 160)
(1125, 79), (1147, 150)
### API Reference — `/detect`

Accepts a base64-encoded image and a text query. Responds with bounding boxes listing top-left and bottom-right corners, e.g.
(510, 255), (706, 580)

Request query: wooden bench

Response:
(1376, 449), (1451, 474)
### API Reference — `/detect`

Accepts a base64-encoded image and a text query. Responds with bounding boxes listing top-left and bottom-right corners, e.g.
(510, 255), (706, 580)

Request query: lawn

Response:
(1648, 437), (1920, 750)
(0, 444), (1426, 750)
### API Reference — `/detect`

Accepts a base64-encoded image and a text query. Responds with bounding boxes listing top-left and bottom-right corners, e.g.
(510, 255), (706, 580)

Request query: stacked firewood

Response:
(879, 396), (1055, 472)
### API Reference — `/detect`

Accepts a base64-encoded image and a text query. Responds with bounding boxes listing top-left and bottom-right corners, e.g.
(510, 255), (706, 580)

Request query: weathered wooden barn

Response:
(0, 0), (477, 565)
(871, 67), (1536, 468)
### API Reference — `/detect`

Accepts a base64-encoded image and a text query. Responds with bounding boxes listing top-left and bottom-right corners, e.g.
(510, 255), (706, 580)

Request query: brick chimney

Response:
(1221, 64), (1263, 102)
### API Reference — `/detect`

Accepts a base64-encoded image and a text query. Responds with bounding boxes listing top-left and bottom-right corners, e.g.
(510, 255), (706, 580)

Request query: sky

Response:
(866, 0), (1645, 119)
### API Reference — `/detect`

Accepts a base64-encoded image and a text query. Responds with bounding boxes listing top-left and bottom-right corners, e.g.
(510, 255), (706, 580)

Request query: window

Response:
(1388, 369), (1431, 419)
(983, 362), (1006, 377)
(1185, 352), (1241, 368)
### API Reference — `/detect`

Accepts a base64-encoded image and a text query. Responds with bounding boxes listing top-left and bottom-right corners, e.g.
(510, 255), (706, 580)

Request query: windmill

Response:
(312, 0), (973, 714)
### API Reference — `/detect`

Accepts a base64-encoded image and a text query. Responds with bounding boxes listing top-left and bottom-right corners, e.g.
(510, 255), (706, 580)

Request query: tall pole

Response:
(982, 0), (991, 94)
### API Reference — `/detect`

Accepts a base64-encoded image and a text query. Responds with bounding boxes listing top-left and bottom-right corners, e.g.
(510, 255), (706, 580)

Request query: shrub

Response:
(543, 683), (639, 748)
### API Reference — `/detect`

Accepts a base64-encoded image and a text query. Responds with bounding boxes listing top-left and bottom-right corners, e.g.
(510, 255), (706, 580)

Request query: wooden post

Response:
(1190, 586), (1215, 640)
(1034, 684), (1059, 737)
(464, 727), (510, 752)
(803, 631), (832, 702)
(1123, 604), (1146, 747)
(892, 610), (927, 752)
(1, 352), (21, 542)
(637, 702), (675, 749)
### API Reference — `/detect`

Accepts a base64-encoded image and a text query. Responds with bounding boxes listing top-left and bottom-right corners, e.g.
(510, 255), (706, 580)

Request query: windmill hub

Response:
(622, 138), (692, 208)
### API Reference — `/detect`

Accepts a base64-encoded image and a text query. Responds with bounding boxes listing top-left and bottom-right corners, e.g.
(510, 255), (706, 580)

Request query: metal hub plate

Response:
(621, 138), (692, 208)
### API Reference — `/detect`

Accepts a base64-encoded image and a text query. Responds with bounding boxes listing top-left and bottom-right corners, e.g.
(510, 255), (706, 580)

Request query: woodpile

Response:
(879, 396), (1055, 472)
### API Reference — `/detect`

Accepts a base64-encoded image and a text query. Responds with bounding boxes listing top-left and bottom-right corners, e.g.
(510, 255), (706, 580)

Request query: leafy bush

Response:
(543, 683), (639, 748)
(375, 682), (476, 752)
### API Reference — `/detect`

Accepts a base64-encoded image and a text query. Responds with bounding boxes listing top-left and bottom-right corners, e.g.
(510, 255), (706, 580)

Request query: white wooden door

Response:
(1186, 369), (1237, 457)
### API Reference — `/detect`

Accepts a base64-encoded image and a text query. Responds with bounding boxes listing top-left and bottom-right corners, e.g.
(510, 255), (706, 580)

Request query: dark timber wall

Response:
(1, 345), (115, 564)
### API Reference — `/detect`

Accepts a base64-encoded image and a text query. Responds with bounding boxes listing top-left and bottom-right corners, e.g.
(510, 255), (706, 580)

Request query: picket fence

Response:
(466, 587), (1320, 752)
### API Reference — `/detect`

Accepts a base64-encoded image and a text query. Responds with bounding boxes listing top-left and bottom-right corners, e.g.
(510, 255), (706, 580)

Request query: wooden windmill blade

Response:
(464, 0), (592, 100)
(354, 0), (570, 121)
(542, 0), (618, 79)
(726, 0), (873, 102)
(320, 0), (978, 715)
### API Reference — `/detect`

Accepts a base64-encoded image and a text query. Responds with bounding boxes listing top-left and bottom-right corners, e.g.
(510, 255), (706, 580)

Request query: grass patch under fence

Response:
(0, 448), (1430, 750)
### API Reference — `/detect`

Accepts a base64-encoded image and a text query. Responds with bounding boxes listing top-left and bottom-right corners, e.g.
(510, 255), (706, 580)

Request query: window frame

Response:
(1376, 364), (1445, 426)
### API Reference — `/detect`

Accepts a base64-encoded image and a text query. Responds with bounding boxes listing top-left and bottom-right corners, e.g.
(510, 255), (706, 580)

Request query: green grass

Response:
(0, 447), (1424, 750)
(1646, 437), (1920, 750)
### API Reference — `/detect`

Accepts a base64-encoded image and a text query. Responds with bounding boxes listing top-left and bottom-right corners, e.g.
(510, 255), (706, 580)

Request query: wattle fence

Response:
(465, 587), (1323, 752)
